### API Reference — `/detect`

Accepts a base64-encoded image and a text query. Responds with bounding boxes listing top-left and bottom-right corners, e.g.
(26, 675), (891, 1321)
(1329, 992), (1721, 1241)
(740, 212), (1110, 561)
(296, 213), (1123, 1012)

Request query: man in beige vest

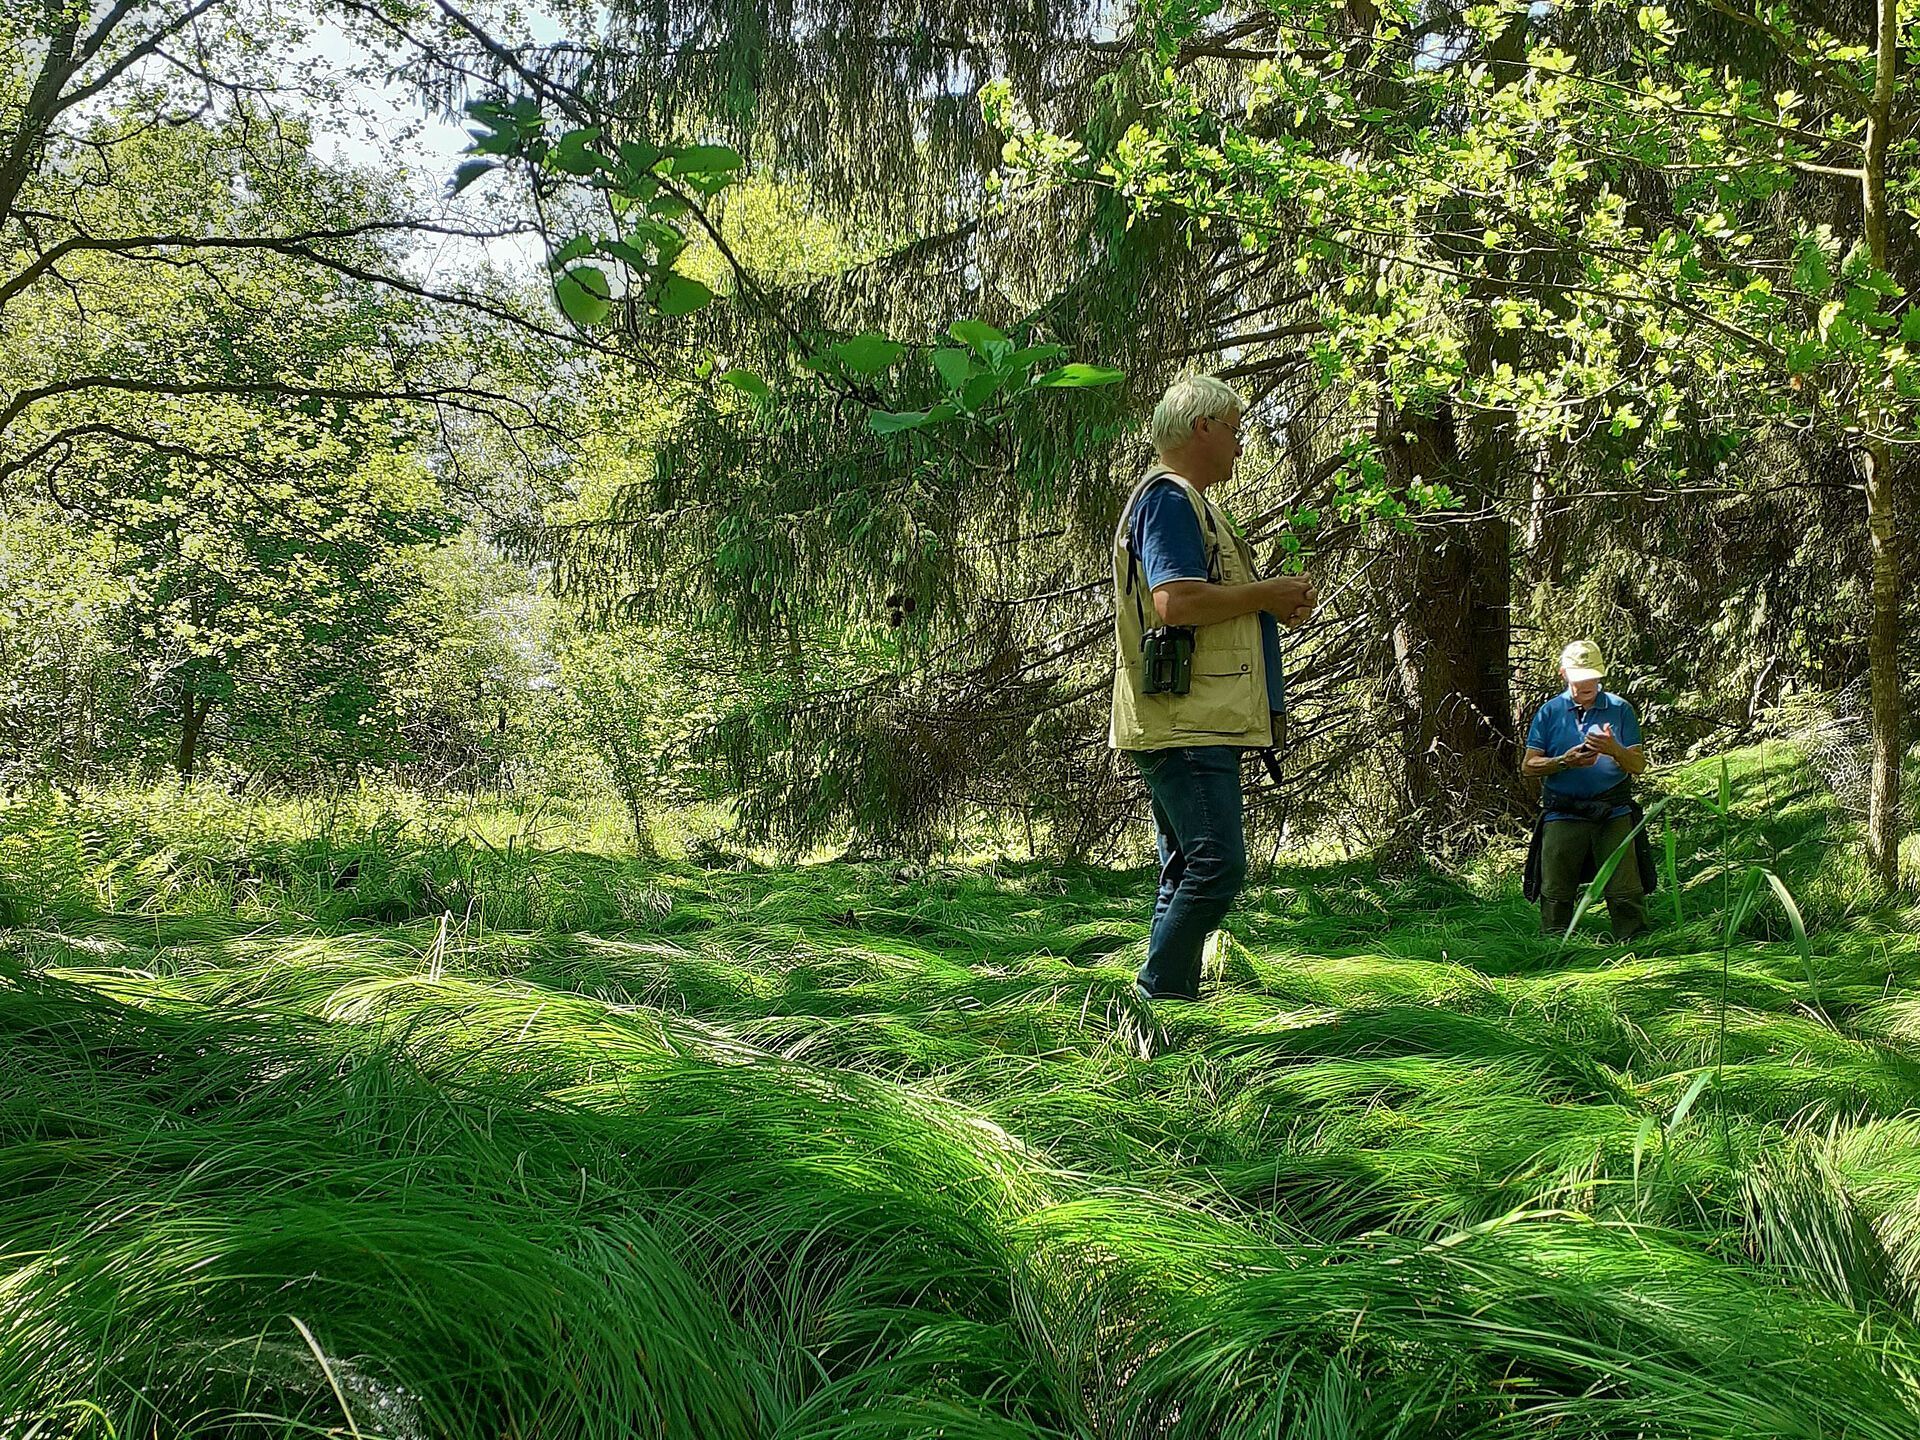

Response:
(1113, 375), (1317, 1001)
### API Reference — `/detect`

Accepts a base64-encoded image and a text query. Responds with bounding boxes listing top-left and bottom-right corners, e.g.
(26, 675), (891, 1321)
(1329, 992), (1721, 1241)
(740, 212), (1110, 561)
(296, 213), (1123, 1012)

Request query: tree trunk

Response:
(1524, 448), (1568, 588)
(1861, 441), (1902, 887)
(600, 724), (658, 860)
(1378, 400), (1521, 838)
(174, 683), (211, 781)
(1860, 0), (1904, 889)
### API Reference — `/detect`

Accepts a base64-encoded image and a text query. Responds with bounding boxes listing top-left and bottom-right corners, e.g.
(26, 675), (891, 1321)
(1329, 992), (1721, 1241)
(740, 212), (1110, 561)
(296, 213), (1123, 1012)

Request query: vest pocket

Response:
(1170, 645), (1257, 736)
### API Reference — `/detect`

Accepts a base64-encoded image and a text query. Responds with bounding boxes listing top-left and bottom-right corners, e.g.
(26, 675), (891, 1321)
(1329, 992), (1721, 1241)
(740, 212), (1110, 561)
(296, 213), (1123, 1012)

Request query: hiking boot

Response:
(1135, 979), (1199, 1003)
(1607, 894), (1650, 943)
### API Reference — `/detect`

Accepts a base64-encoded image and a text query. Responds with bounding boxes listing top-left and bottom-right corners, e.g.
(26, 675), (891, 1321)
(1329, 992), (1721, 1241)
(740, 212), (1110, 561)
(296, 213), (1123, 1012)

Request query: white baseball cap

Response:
(1559, 639), (1606, 682)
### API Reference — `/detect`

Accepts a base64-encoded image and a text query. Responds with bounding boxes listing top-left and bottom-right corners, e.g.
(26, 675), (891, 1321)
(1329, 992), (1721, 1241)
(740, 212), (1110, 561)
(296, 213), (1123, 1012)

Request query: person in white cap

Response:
(1521, 639), (1652, 940)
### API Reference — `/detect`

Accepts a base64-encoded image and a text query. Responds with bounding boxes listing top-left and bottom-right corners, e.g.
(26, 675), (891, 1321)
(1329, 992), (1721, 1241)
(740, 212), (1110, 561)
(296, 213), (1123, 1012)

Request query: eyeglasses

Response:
(1208, 415), (1243, 439)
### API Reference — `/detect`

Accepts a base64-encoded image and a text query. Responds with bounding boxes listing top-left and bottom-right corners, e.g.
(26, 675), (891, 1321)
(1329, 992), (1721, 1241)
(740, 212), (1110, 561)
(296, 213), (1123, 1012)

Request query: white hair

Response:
(1150, 374), (1244, 453)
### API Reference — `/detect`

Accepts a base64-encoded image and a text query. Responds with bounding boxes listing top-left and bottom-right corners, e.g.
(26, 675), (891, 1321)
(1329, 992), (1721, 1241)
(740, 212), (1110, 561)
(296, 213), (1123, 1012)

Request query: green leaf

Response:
(1631, 1114), (1658, 1201)
(671, 143), (745, 196)
(1723, 864), (1769, 949)
(869, 408), (934, 434)
(449, 159), (497, 194)
(1667, 1070), (1714, 1132)
(1785, 339), (1825, 374)
(1856, 267), (1901, 297)
(624, 219), (681, 248)
(464, 97), (541, 147)
(1032, 362), (1125, 388)
(717, 369), (772, 401)
(612, 142), (663, 199)
(672, 143), (744, 177)
(949, 319), (1010, 360)
(600, 239), (652, 270)
(548, 234), (595, 272)
(1792, 237), (1832, 295)
(868, 403), (958, 434)
(932, 347), (972, 391)
(657, 274), (714, 317)
(548, 150), (597, 179)
(554, 266), (611, 326)
(1009, 343), (1066, 371)
(1761, 868), (1821, 1010)
(962, 370), (1004, 411)
(1663, 821), (1683, 926)
(548, 126), (608, 176)
(829, 334), (908, 377)
(464, 129), (518, 157)
(617, 140), (663, 173)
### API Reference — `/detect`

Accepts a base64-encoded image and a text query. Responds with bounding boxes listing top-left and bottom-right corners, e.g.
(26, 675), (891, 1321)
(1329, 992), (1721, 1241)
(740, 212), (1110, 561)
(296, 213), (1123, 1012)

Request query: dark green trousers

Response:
(1538, 814), (1648, 939)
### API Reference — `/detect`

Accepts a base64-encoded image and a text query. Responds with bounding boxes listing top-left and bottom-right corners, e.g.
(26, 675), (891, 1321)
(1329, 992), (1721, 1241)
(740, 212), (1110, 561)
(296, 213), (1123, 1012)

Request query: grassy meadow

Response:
(6, 747), (1920, 1438)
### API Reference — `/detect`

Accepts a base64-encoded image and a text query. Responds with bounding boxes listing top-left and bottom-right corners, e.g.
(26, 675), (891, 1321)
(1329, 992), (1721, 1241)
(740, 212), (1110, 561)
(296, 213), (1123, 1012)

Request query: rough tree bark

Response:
(1378, 400), (1521, 838)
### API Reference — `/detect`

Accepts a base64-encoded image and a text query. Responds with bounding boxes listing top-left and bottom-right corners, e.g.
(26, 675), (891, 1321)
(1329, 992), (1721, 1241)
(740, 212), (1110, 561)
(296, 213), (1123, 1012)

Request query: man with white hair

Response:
(1521, 638), (1652, 941)
(1111, 374), (1317, 1002)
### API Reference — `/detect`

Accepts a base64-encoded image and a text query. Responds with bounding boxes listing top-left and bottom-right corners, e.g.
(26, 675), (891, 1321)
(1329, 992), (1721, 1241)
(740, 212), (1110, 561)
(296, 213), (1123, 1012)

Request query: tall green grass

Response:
(4, 750), (1920, 1437)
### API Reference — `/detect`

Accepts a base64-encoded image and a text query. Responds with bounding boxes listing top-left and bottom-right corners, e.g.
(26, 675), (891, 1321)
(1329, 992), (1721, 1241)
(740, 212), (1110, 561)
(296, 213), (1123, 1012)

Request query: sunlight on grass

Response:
(5, 749), (1920, 1436)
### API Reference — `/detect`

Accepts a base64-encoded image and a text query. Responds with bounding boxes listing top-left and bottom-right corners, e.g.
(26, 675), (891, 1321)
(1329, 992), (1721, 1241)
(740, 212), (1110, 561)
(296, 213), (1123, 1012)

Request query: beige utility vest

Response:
(1109, 467), (1272, 752)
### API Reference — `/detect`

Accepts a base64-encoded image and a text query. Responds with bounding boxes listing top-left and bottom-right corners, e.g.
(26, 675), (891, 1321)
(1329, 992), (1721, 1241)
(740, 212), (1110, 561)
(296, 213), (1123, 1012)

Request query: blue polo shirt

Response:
(1130, 478), (1286, 714)
(1527, 688), (1641, 820)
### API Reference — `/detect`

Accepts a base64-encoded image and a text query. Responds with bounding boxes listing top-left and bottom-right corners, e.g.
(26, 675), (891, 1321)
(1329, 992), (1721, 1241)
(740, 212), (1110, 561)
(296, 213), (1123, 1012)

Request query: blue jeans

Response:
(1130, 746), (1249, 1000)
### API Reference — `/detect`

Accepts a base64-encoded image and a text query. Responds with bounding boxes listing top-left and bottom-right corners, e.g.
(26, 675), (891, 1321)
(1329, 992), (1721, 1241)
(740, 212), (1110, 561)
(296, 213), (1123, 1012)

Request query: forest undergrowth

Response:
(5, 747), (1920, 1438)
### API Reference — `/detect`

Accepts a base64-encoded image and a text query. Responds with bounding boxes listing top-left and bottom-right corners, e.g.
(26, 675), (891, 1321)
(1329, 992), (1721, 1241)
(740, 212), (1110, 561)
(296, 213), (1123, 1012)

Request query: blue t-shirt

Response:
(1129, 478), (1286, 715)
(1526, 689), (1642, 821)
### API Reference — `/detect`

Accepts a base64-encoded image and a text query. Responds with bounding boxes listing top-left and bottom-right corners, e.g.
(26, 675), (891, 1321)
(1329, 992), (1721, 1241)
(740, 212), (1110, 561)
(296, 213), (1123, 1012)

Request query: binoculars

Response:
(1141, 626), (1195, 695)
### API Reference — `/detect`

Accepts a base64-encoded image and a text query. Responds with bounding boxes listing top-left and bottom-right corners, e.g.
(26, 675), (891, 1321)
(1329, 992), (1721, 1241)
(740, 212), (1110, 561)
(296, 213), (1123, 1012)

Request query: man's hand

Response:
(1265, 576), (1317, 628)
(1582, 723), (1623, 760)
(1559, 743), (1600, 770)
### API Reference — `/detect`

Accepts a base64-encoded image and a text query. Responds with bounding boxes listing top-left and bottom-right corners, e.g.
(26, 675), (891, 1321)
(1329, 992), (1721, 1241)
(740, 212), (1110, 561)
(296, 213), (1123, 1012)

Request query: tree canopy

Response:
(1, 0), (1913, 881)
